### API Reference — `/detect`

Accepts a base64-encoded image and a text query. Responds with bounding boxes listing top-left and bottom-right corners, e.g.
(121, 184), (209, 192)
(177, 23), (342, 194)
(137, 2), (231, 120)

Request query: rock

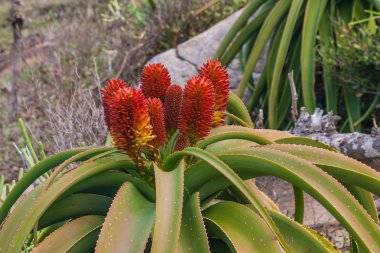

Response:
(148, 49), (197, 87)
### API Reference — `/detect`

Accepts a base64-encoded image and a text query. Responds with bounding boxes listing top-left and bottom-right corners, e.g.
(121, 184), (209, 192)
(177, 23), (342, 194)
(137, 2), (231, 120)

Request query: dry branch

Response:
(292, 107), (380, 161)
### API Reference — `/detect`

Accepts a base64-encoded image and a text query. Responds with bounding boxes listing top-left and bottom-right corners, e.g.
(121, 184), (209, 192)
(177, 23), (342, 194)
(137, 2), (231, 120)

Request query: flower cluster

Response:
(101, 59), (229, 164)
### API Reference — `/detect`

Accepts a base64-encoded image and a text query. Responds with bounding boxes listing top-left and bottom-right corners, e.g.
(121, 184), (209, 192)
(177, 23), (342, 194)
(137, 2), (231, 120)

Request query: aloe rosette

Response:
(1, 60), (380, 252)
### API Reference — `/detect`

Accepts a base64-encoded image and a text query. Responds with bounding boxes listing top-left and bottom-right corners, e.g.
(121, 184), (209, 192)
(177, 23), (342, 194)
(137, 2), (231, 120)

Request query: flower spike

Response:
(140, 63), (171, 103)
(101, 79), (128, 126)
(164, 84), (183, 134)
(146, 98), (166, 148)
(102, 84), (154, 164)
(199, 59), (229, 126)
(179, 76), (215, 144)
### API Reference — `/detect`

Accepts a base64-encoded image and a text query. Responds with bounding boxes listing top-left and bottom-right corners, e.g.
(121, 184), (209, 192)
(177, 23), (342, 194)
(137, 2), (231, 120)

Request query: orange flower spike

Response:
(101, 79), (128, 127)
(199, 59), (230, 126)
(164, 84), (183, 134)
(140, 63), (171, 103)
(179, 76), (215, 144)
(105, 86), (154, 163)
(146, 98), (166, 148)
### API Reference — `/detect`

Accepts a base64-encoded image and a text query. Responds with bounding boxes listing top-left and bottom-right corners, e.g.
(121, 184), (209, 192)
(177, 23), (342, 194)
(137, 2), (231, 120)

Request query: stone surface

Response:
(148, 49), (197, 87)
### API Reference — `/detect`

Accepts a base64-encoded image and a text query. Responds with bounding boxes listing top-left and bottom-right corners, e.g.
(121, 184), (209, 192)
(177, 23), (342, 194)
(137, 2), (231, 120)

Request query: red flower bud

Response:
(174, 133), (187, 151)
(101, 79), (128, 127)
(146, 98), (166, 148)
(102, 84), (154, 163)
(140, 63), (171, 103)
(199, 59), (229, 126)
(179, 76), (215, 144)
(164, 84), (183, 134)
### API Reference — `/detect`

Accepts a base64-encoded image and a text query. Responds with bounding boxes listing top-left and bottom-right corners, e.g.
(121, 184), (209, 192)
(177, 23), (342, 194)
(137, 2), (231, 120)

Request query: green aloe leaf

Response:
(268, 210), (338, 252)
(219, 0), (276, 66)
(95, 182), (155, 253)
(32, 215), (104, 252)
(177, 193), (210, 253)
(203, 201), (283, 253)
(197, 127), (272, 149)
(236, 0), (292, 97)
(214, 0), (266, 59)
(268, 0), (303, 129)
(209, 148), (380, 251)
(151, 161), (185, 253)
(227, 92), (254, 127)
(164, 148), (291, 252)
(0, 156), (134, 252)
(39, 193), (112, 229)
(0, 147), (110, 223)
(300, 0), (328, 113)
(265, 143), (380, 222)
(275, 137), (336, 151)
(32, 215), (104, 253)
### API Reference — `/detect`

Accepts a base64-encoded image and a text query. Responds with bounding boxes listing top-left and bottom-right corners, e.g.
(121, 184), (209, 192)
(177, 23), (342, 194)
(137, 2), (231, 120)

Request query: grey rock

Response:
(147, 49), (197, 87)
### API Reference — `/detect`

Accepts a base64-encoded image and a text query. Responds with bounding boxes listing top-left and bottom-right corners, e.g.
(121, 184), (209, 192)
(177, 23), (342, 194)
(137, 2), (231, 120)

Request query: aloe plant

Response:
(2, 60), (380, 252)
(215, 0), (380, 130)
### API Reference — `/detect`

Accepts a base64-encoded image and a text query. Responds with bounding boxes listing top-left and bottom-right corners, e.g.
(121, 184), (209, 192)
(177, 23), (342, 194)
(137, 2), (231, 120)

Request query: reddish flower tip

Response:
(140, 63), (171, 103)
(179, 76), (215, 144)
(146, 98), (166, 148)
(174, 133), (187, 151)
(164, 84), (183, 134)
(199, 59), (230, 126)
(101, 79), (128, 126)
(103, 85), (154, 162)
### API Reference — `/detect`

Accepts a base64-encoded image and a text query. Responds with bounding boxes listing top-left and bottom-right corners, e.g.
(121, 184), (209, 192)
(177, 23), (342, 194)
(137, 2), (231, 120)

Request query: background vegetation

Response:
(0, 0), (245, 181)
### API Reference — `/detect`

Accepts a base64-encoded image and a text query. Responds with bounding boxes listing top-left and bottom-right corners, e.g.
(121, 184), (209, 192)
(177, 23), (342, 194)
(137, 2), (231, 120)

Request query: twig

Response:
(193, 0), (221, 16)
(371, 115), (380, 136)
(255, 109), (264, 129)
(288, 70), (298, 124)
(92, 57), (102, 100)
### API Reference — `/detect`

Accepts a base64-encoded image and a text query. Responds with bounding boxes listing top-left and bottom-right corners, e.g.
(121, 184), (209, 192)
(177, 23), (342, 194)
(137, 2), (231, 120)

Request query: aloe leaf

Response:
(0, 147), (111, 223)
(196, 128), (272, 149)
(214, 0), (266, 59)
(151, 161), (184, 253)
(206, 125), (291, 143)
(177, 193), (210, 253)
(31, 215), (103, 252)
(95, 182), (155, 253)
(344, 88), (361, 132)
(68, 228), (102, 253)
(18, 118), (39, 164)
(292, 186), (304, 223)
(203, 201), (283, 253)
(164, 148), (291, 252)
(220, 0), (276, 66)
(353, 94), (380, 126)
(265, 144), (380, 197)
(275, 137), (337, 151)
(319, 7), (337, 114)
(208, 148), (380, 251)
(0, 156), (134, 252)
(300, 0), (328, 113)
(268, 0), (303, 129)
(66, 170), (155, 202)
(209, 239), (231, 252)
(236, 0), (292, 97)
(268, 210), (338, 252)
(265, 144), (380, 222)
(39, 193), (112, 229)
(227, 92), (253, 127)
